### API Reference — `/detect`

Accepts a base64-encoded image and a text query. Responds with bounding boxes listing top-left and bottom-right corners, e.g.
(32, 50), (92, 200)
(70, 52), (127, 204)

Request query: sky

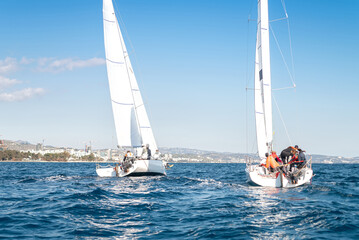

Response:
(0, 0), (358, 157)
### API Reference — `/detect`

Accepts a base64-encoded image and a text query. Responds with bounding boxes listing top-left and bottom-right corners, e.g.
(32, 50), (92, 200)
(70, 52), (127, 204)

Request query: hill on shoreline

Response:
(1, 140), (358, 164)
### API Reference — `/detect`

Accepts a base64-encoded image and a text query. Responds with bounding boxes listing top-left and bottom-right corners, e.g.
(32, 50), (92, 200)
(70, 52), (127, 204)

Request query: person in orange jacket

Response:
(263, 153), (280, 172)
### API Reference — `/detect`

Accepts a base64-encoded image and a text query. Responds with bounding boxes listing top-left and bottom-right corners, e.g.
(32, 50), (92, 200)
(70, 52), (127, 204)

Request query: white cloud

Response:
(0, 57), (18, 74)
(37, 57), (105, 72)
(20, 57), (35, 65)
(0, 76), (21, 89)
(0, 56), (104, 102)
(0, 88), (45, 102)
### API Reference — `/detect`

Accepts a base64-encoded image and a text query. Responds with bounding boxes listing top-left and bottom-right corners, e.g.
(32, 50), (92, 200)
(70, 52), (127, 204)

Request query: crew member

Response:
(280, 146), (297, 164)
(153, 149), (161, 160)
(146, 144), (151, 160)
(264, 153), (280, 173)
(141, 145), (148, 159)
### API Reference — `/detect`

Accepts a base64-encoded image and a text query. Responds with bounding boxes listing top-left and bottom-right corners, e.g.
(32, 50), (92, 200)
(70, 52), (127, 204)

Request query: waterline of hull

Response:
(246, 165), (313, 188)
(96, 159), (166, 177)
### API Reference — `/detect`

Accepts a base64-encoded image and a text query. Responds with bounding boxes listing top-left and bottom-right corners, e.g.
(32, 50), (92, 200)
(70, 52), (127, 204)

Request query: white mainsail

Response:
(103, 0), (157, 152)
(255, 0), (273, 158)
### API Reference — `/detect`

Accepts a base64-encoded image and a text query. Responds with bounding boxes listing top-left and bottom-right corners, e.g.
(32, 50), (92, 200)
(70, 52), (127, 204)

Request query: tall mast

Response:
(255, 0), (273, 158)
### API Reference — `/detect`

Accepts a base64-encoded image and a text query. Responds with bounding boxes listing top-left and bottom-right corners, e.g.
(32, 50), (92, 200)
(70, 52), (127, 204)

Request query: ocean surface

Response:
(0, 162), (358, 239)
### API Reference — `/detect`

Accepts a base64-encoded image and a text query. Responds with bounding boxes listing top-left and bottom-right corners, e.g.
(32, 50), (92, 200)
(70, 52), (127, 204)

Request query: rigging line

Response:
(245, 17), (251, 155)
(272, 93), (292, 146)
(280, 0), (289, 18)
(245, 0), (257, 155)
(251, 137), (257, 156)
(113, 1), (154, 121)
(245, 20), (251, 155)
(113, 1), (157, 148)
(112, 5), (143, 140)
(246, 82), (248, 155)
(246, 87), (260, 91)
(280, 0), (296, 85)
(269, 17), (288, 23)
(269, 24), (296, 88)
(286, 16), (296, 86)
(272, 86), (296, 91)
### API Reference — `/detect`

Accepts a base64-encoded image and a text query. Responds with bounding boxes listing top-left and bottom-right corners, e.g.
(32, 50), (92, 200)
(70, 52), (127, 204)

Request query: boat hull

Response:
(96, 159), (166, 177)
(246, 165), (313, 188)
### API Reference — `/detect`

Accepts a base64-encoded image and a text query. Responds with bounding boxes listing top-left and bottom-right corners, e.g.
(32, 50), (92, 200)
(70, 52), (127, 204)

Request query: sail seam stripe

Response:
(103, 18), (116, 23)
(106, 58), (124, 64)
(111, 100), (133, 106)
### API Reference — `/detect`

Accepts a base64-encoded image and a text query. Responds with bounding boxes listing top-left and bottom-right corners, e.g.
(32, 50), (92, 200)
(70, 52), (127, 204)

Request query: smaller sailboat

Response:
(96, 0), (166, 177)
(245, 0), (313, 188)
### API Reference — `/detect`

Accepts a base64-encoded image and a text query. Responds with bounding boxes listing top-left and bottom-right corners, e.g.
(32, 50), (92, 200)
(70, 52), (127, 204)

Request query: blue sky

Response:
(0, 0), (358, 157)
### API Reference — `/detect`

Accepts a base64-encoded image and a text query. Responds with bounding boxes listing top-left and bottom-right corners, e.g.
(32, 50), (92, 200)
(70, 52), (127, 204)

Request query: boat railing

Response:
(245, 155), (256, 171)
(292, 155), (312, 173)
(305, 155), (313, 170)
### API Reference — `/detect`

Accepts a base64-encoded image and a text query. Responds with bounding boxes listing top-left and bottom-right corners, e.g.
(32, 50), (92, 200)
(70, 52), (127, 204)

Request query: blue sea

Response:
(0, 162), (358, 239)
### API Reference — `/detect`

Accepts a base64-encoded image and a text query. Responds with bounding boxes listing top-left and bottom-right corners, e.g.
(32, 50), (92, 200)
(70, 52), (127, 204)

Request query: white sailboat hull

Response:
(246, 165), (313, 188)
(96, 159), (166, 177)
(132, 159), (166, 175)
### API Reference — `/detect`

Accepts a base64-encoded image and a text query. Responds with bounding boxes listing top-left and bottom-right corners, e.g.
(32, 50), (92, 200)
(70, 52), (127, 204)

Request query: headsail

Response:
(255, 0), (273, 158)
(103, 0), (157, 152)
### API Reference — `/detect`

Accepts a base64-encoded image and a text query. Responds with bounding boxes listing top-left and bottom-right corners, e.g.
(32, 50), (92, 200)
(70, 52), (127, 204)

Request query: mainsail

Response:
(103, 0), (157, 153)
(255, 0), (273, 159)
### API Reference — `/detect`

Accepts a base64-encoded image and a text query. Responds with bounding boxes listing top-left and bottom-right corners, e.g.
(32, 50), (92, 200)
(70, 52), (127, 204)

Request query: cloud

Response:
(37, 57), (105, 73)
(0, 56), (105, 101)
(0, 88), (45, 102)
(0, 76), (21, 89)
(0, 57), (18, 74)
(20, 57), (35, 65)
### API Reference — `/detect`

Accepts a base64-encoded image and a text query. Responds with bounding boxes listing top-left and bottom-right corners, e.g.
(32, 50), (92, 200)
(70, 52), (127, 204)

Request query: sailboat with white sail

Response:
(96, 0), (166, 177)
(245, 0), (313, 187)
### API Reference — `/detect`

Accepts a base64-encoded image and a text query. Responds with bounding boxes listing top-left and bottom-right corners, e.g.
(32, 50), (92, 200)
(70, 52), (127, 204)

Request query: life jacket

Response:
(266, 155), (279, 169)
(271, 152), (282, 163)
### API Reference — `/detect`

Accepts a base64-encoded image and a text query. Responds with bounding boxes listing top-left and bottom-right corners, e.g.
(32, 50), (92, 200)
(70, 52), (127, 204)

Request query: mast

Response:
(255, 0), (273, 158)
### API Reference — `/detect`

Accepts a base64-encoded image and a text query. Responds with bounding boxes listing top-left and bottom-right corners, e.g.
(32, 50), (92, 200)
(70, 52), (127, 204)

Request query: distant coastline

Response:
(1, 139), (358, 164)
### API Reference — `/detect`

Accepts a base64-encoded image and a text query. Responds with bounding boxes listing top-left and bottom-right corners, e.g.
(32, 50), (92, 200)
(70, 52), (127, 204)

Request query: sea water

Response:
(0, 162), (358, 239)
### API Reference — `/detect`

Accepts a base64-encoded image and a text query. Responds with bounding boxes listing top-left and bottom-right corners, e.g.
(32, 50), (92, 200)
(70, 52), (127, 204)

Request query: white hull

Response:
(96, 159), (166, 177)
(246, 165), (313, 188)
